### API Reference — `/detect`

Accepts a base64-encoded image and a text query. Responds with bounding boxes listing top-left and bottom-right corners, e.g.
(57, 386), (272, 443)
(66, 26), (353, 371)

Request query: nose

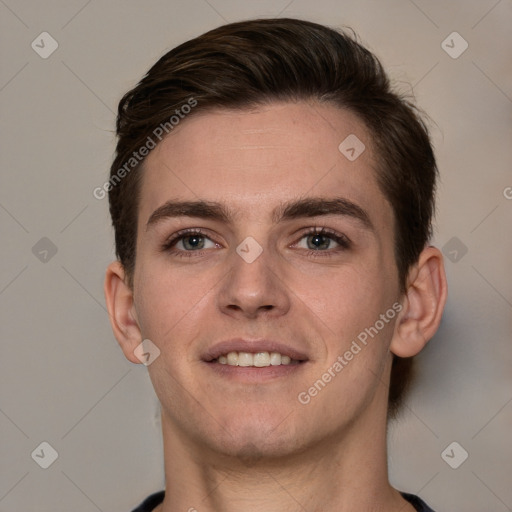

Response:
(216, 242), (291, 320)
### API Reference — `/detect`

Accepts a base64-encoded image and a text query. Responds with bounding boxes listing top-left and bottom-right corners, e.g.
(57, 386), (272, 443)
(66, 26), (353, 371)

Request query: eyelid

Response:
(161, 226), (351, 255)
(162, 228), (218, 250)
(292, 226), (351, 248)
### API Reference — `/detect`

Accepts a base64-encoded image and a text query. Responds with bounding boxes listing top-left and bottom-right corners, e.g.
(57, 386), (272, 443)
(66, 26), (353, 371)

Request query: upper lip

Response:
(202, 339), (309, 362)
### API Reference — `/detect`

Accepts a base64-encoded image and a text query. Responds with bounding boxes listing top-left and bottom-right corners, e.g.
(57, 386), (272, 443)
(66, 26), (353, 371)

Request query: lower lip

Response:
(204, 361), (307, 382)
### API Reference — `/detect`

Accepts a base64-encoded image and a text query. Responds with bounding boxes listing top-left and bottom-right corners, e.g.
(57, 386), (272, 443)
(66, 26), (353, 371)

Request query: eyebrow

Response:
(146, 196), (374, 232)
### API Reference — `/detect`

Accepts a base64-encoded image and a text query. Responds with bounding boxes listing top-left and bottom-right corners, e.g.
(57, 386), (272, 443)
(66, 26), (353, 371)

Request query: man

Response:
(104, 18), (447, 512)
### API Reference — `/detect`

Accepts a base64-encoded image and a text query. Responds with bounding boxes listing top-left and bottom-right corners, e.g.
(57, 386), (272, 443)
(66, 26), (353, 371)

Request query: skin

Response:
(105, 101), (447, 512)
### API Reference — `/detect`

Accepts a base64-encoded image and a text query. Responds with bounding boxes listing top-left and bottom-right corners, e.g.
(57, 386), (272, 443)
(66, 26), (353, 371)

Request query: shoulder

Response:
(130, 490), (165, 512)
(400, 491), (437, 512)
(130, 490), (436, 512)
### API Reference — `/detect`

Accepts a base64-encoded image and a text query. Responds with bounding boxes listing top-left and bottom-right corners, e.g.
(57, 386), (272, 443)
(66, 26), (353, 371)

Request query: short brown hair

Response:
(108, 18), (438, 420)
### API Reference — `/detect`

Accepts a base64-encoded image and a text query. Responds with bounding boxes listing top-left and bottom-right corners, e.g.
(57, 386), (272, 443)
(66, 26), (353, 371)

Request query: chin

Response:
(214, 434), (300, 463)
(204, 414), (307, 462)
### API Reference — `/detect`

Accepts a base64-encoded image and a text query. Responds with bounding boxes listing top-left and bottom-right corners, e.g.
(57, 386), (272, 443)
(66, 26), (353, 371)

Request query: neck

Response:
(157, 372), (413, 512)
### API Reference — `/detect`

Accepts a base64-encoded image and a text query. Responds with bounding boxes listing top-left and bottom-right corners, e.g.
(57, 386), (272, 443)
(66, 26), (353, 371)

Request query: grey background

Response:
(1, 1), (511, 511)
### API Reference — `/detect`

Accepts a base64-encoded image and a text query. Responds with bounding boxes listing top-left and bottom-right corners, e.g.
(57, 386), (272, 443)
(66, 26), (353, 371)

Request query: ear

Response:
(390, 246), (448, 358)
(104, 261), (142, 364)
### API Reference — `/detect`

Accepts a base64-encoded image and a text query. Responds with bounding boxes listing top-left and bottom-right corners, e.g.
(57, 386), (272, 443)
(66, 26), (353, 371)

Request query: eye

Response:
(162, 229), (218, 256)
(294, 227), (351, 255)
(161, 227), (350, 259)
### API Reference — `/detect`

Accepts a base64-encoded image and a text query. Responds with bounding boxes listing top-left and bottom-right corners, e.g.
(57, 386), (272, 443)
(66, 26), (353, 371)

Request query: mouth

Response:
(202, 339), (309, 379)
(212, 351), (302, 367)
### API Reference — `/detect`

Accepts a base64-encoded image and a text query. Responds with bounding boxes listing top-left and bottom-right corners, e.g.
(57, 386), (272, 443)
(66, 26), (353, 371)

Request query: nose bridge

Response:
(217, 235), (290, 317)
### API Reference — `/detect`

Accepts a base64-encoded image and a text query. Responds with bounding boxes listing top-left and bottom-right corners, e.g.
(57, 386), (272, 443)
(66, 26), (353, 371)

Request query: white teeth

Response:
(253, 352), (270, 367)
(227, 351), (238, 365)
(214, 351), (300, 367)
(238, 352), (254, 367)
(269, 352), (282, 366)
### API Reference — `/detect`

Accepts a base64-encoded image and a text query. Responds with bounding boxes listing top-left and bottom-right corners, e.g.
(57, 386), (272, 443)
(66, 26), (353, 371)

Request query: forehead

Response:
(139, 101), (391, 228)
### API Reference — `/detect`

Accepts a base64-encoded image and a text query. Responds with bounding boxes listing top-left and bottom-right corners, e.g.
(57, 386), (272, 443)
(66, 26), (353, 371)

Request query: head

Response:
(104, 18), (446, 457)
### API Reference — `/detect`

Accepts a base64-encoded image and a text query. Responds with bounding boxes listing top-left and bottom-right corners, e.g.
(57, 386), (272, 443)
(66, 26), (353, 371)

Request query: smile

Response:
(214, 351), (301, 367)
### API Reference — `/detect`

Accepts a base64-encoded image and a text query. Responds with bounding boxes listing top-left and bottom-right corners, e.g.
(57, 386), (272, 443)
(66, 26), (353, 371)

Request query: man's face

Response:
(132, 101), (402, 458)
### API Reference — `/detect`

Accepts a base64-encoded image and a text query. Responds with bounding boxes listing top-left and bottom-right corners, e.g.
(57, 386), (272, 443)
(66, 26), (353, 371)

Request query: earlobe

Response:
(104, 261), (142, 364)
(390, 246), (448, 358)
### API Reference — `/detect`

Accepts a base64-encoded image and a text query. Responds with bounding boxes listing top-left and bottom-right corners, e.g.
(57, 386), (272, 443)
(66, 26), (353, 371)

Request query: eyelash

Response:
(161, 228), (211, 259)
(161, 227), (351, 259)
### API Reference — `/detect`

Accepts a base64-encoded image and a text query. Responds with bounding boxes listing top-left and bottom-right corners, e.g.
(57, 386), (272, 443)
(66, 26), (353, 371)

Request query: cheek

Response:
(299, 263), (397, 373)
(300, 262), (386, 325)
(304, 280), (396, 418)
(133, 258), (215, 344)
